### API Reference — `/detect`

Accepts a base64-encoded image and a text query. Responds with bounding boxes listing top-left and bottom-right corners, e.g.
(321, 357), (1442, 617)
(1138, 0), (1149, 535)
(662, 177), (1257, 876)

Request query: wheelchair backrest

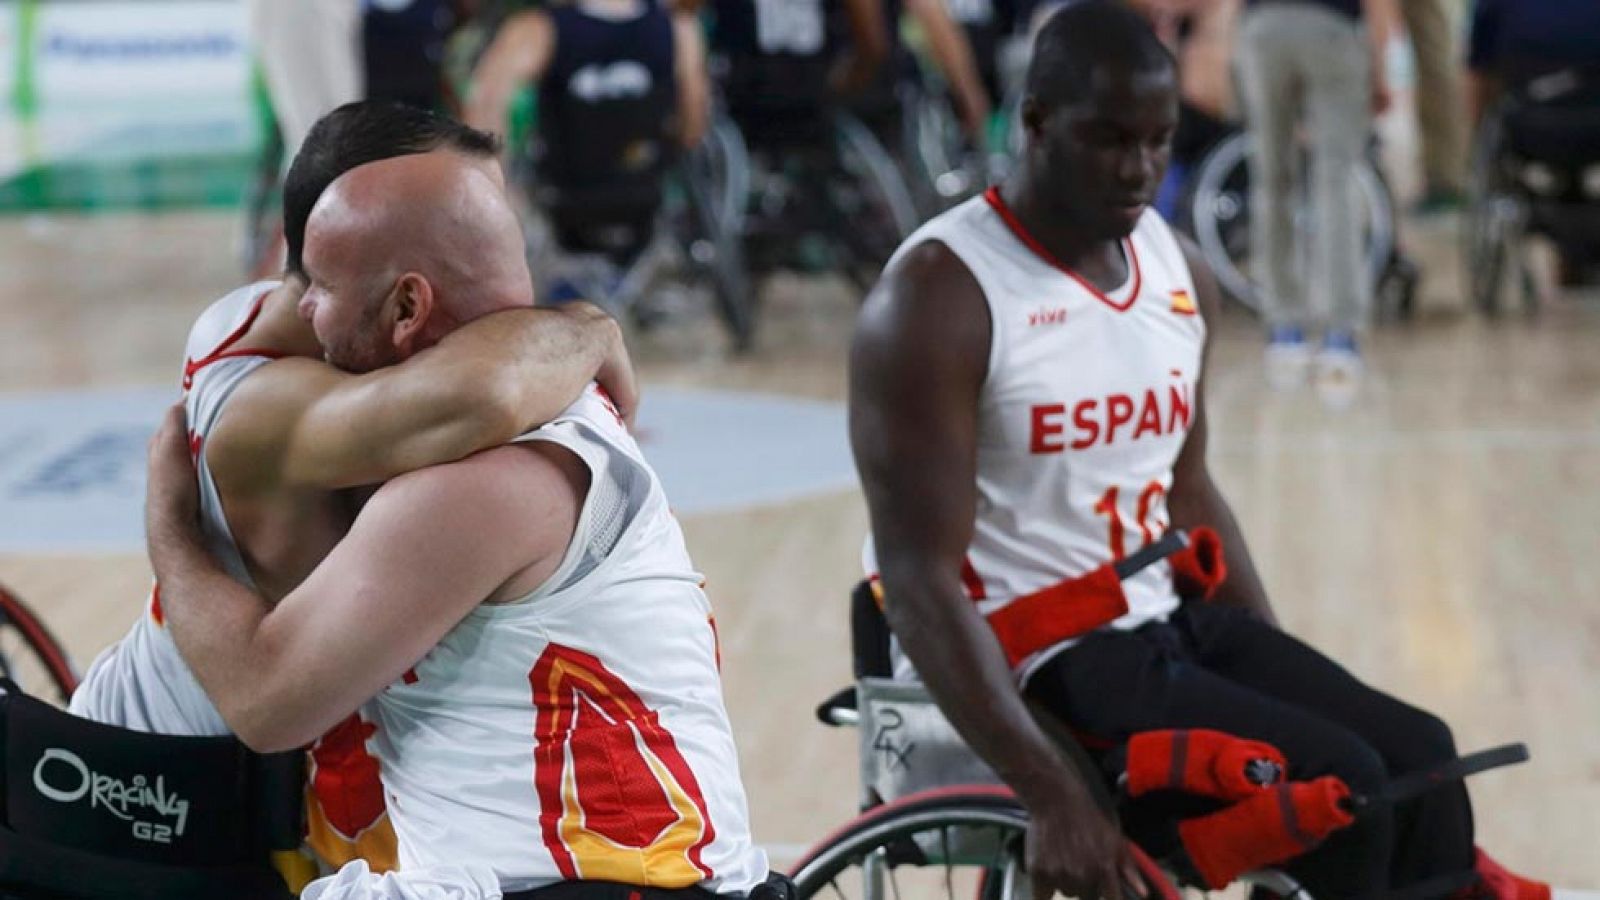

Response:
(0, 681), (302, 868)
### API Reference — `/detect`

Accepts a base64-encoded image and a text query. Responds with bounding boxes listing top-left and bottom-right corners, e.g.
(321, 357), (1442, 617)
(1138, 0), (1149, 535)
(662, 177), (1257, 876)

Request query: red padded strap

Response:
(1171, 526), (1227, 601)
(1178, 776), (1355, 889)
(985, 565), (1128, 667)
(1125, 729), (1286, 801)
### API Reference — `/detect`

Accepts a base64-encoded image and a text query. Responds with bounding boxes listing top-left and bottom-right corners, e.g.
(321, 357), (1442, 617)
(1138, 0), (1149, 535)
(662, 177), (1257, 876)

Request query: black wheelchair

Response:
(800, 542), (1527, 900)
(1463, 64), (1600, 316)
(0, 679), (307, 900)
(711, 52), (923, 296)
(516, 92), (757, 352)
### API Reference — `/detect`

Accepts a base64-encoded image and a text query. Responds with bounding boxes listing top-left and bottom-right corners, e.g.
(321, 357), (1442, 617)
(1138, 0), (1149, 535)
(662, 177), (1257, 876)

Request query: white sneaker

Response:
(1264, 327), (1312, 391)
(1313, 338), (1364, 410)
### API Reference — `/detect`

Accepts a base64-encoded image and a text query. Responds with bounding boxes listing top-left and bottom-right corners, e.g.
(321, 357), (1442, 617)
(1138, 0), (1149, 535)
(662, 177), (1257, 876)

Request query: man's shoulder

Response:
(383, 442), (586, 526)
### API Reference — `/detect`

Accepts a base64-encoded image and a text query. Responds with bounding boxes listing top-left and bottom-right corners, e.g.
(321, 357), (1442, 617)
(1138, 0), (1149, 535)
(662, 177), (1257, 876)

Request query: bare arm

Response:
(1167, 237), (1277, 625)
(851, 244), (1136, 900)
(830, 0), (891, 96)
(465, 10), (556, 139)
(146, 405), (581, 752)
(210, 302), (632, 493)
(902, 0), (992, 140)
(671, 9), (711, 149)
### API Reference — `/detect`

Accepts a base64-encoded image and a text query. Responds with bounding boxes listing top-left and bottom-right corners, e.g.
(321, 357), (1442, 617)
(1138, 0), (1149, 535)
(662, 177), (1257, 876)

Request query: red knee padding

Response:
(1171, 527), (1227, 601)
(985, 565), (1128, 667)
(1472, 848), (1552, 900)
(1125, 729), (1287, 801)
(1178, 777), (1355, 890)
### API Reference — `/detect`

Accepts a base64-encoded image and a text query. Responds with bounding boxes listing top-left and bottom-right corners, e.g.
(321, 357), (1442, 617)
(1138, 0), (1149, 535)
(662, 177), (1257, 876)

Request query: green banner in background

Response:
(0, 0), (261, 213)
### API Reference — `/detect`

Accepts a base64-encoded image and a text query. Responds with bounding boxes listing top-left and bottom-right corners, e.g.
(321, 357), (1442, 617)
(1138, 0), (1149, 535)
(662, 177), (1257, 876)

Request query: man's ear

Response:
(1020, 96), (1044, 141)
(389, 272), (435, 352)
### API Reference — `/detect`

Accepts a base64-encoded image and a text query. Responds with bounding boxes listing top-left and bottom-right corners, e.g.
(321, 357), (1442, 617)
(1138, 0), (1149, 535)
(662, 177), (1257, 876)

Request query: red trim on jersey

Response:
(982, 186), (1143, 313)
(181, 287), (289, 389)
(529, 644), (717, 882)
(959, 557), (988, 601)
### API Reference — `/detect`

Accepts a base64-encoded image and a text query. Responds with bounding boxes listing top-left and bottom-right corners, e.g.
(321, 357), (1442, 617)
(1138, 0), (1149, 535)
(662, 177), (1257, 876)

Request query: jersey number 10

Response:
(1093, 481), (1167, 562)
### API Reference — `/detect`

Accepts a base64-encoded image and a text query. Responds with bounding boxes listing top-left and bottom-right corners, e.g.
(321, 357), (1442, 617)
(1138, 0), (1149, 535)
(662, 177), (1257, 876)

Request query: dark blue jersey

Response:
(363, 0), (458, 109)
(538, 2), (676, 190)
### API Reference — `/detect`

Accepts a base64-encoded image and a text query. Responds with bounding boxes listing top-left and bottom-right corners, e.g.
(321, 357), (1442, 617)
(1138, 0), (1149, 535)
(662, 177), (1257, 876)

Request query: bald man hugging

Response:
(143, 152), (770, 900)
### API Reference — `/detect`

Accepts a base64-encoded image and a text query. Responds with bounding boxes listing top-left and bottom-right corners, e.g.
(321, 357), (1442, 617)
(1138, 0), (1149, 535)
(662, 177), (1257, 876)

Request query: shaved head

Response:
(298, 151), (533, 371)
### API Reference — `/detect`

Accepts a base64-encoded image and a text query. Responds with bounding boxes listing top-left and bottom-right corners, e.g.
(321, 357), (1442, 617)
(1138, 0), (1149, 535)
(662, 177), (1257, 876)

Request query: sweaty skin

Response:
(851, 45), (1275, 900)
(151, 153), (600, 753)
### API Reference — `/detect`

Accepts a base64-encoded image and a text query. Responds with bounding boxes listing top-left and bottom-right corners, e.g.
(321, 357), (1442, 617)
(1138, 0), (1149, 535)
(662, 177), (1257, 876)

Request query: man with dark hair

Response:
(70, 99), (636, 872)
(282, 100), (502, 275)
(851, 3), (1548, 899)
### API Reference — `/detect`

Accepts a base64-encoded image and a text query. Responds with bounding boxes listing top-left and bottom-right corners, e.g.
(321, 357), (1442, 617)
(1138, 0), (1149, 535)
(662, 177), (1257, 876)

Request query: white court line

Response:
(1209, 427), (1600, 455)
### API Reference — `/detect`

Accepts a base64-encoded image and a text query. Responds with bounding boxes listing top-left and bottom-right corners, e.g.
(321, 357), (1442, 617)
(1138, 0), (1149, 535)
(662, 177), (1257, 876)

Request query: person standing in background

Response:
(1236, 0), (1398, 407)
(1401, 0), (1469, 214)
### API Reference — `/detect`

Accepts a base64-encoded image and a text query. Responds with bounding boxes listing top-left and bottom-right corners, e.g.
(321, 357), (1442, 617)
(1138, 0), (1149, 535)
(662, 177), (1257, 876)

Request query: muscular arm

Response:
(210, 302), (631, 492)
(1166, 237), (1277, 625)
(146, 406), (582, 752)
(851, 245), (1134, 900)
(902, 0), (992, 139)
(671, 8), (711, 149)
(466, 10), (556, 139)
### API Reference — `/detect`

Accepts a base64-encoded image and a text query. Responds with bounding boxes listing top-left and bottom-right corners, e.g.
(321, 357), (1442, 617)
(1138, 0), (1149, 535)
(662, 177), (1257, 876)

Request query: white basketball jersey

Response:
(865, 190), (1206, 681)
(363, 387), (768, 895)
(71, 282), (282, 734)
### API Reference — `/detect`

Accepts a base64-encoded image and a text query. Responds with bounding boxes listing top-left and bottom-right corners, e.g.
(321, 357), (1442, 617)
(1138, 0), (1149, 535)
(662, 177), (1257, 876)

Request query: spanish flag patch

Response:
(1170, 288), (1197, 315)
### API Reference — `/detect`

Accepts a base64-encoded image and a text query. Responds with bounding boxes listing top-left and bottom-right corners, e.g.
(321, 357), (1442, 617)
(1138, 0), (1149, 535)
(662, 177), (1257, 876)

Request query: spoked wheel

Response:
(0, 583), (78, 707)
(834, 113), (922, 291)
(1184, 131), (1393, 317)
(681, 133), (757, 352)
(791, 787), (1178, 900)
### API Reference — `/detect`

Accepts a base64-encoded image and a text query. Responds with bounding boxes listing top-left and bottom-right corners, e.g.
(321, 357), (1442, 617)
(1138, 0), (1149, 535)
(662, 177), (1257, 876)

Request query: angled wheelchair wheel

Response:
(681, 130), (757, 352)
(792, 786), (1178, 900)
(1184, 131), (1393, 317)
(0, 583), (79, 706)
(834, 113), (923, 289)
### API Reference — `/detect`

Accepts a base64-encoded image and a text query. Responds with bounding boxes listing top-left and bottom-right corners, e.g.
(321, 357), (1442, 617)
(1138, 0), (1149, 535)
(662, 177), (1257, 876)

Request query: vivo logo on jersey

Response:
(32, 747), (191, 843)
(1030, 379), (1194, 453)
(569, 61), (653, 102)
(1028, 307), (1069, 327)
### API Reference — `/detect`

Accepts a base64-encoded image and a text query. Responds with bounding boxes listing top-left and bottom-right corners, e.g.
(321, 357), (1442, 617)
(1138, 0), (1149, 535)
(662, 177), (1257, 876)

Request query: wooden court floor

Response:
(0, 209), (1596, 887)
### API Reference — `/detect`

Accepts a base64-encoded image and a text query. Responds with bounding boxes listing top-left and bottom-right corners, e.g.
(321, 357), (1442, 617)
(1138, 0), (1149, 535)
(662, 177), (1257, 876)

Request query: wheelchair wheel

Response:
(0, 583), (79, 706)
(1462, 114), (1534, 317)
(1184, 131), (1394, 317)
(791, 786), (1178, 900)
(681, 129), (757, 352)
(834, 114), (923, 290)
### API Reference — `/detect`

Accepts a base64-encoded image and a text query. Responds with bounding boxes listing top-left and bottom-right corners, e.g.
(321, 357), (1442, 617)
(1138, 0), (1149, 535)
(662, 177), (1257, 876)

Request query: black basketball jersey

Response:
(363, 0), (458, 110)
(538, 2), (676, 190)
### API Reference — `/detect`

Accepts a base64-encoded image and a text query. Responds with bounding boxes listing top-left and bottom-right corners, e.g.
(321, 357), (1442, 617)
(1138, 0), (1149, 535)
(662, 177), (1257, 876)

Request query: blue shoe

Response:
(1265, 325), (1311, 390)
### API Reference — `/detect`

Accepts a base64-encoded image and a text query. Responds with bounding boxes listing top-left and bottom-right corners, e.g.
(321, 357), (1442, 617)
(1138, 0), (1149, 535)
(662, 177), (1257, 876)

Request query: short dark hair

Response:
(281, 100), (501, 274)
(1025, 0), (1174, 113)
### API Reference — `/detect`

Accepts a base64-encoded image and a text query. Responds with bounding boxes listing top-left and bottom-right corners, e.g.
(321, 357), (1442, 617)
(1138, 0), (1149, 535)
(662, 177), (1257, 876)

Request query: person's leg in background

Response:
(1401, 0), (1468, 211)
(1236, 5), (1311, 390)
(1301, 6), (1371, 407)
(248, 0), (363, 163)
